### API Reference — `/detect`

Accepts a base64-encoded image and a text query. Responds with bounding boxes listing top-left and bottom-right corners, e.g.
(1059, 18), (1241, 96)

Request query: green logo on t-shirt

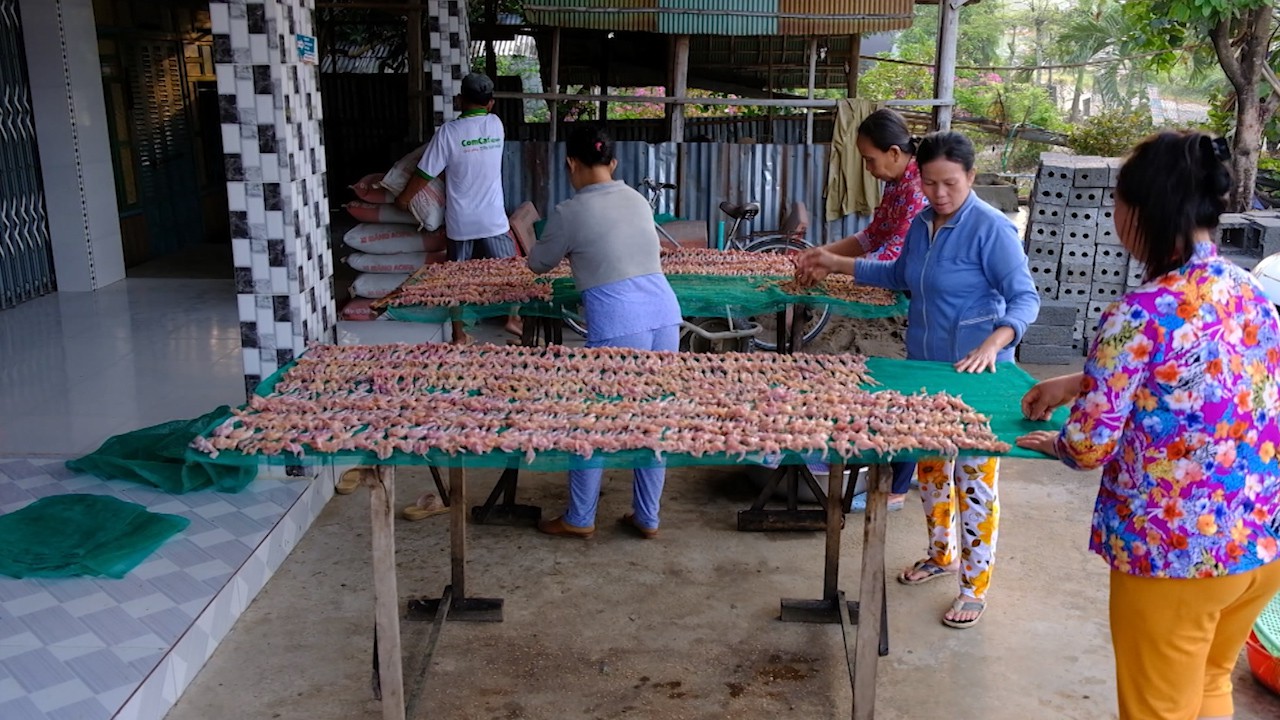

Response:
(461, 137), (501, 148)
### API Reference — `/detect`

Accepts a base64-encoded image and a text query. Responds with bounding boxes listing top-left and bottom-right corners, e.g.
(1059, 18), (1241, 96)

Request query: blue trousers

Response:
(564, 324), (681, 530)
(890, 460), (916, 495)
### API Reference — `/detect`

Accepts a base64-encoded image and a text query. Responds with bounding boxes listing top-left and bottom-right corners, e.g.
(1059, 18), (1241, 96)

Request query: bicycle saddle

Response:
(719, 201), (760, 220)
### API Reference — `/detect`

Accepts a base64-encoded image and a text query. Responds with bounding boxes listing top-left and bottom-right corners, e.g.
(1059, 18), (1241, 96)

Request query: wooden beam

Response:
(492, 90), (949, 109)
(805, 38), (818, 143)
(406, 3), (425, 140)
(845, 34), (862, 97)
(548, 28), (561, 142)
(450, 465), (467, 599)
(932, 0), (963, 130)
(669, 34), (690, 143)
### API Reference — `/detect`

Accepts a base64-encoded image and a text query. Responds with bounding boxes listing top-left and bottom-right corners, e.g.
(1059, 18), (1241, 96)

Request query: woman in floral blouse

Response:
(796, 108), (928, 512)
(1018, 131), (1280, 720)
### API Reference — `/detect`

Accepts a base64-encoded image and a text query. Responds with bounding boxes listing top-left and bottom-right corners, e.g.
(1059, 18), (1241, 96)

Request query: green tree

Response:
(1122, 0), (1279, 211)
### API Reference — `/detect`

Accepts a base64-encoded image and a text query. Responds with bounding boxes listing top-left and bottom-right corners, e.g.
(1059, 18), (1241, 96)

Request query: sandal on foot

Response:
(897, 558), (957, 586)
(537, 516), (595, 539)
(402, 493), (449, 521)
(942, 597), (986, 629)
(335, 468), (364, 495)
(618, 513), (659, 539)
(850, 494), (906, 513)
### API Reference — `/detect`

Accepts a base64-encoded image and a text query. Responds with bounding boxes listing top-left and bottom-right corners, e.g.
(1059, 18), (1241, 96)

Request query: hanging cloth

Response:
(825, 98), (884, 221)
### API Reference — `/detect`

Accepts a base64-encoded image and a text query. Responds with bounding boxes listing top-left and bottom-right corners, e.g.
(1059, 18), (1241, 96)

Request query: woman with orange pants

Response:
(1019, 131), (1280, 719)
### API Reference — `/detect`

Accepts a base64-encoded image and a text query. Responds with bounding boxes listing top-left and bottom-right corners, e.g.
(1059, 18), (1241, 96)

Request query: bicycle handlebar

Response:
(641, 177), (678, 191)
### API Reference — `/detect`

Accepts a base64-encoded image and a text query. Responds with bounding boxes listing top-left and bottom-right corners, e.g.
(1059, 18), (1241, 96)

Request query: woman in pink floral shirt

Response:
(1019, 131), (1280, 720)
(797, 108), (928, 510)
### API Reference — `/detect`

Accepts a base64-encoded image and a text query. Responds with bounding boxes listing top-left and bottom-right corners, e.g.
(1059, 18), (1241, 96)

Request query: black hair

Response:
(915, 131), (976, 172)
(566, 125), (615, 167)
(856, 109), (918, 155)
(1116, 131), (1231, 280)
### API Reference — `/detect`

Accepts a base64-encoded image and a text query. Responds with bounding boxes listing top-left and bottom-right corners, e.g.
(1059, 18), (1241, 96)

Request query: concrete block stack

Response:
(1021, 153), (1125, 361)
(1214, 210), (1280, 271)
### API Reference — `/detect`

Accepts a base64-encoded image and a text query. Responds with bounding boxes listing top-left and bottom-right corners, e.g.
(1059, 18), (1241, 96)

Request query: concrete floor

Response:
(163, 361), (1279, 720)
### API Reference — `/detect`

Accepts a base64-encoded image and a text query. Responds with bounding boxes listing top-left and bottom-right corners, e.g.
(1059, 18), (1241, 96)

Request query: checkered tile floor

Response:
(0, 458), (331, 720)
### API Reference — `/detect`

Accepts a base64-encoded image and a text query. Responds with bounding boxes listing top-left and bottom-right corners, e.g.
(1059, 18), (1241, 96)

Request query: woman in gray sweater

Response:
(527, 126), (683, 540)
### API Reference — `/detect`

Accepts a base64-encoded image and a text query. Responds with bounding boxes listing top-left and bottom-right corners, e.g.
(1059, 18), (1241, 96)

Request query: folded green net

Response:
(189, 357), (1065, 472)
(0, 495), (190, 579)
(381, 274), (908, 324)
(67, 406), (258, 494)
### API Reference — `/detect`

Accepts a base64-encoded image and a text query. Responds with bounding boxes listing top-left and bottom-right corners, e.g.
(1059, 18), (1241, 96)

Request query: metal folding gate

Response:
(0, 0), (54, 309)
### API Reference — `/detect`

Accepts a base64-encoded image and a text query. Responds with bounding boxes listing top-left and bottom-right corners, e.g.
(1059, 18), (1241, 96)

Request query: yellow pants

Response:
(1110, 561), (1280, 719)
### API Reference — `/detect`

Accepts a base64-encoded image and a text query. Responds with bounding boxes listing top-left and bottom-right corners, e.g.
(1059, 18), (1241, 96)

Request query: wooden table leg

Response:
(824, 462), (844, 601)
(852, 464), (889, 720)
(450, 465), (466, 599)
(367, 465), (406, 720)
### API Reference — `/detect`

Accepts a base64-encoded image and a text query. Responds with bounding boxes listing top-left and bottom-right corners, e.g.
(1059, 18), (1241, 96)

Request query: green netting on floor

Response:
(381, 274), (907, 325)
(190, 358), (1063, 471)
(1256, 590), (1280, 656)
(0, 495), (190, 579)
(67, 406), (258, 493)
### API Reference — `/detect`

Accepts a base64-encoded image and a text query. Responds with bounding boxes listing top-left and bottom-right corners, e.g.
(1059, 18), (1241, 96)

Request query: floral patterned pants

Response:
(916, 456), (1000, 600)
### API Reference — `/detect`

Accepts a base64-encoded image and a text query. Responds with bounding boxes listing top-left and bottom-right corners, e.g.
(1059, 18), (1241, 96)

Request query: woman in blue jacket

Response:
(799, 131), (1040, 628)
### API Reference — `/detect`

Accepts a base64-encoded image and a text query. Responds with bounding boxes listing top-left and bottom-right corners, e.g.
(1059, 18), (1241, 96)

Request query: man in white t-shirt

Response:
(396, 73), (519, 343)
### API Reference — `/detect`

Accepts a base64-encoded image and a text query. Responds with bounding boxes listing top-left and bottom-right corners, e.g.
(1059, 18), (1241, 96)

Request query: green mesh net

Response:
(190, 359), (1065, 471)
(381, 275), (908, 324)
(1256, 589), (1280, 657)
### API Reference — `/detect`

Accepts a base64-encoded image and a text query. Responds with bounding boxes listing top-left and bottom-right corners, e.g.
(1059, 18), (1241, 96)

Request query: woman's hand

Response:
(954, 328), (1015, 374)
(1016, 430), (1060, 458)
(1021, 373), (1085, 421)
(793, 248), (838, 287)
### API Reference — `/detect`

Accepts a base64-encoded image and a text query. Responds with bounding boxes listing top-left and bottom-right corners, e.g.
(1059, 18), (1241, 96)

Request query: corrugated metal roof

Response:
(524, 0), (914, 36)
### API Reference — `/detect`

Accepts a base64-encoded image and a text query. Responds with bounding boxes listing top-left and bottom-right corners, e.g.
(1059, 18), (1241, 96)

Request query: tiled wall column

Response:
(426, 0), (471, 125)
(210, 0), (335, 396)
(18, 0), (125, 292)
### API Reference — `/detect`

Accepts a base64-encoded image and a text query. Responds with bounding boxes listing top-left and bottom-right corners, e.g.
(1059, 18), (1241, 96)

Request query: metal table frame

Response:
(358, 459), (892, 720)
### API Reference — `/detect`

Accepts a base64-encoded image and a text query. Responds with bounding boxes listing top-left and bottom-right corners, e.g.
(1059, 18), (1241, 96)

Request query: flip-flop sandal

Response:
(336, 468), (365, 495)
(850, 494), (906, 512)
(897, 558), (957, 586)
(618, 513), (659, 539)
(942, 597), (986, 629)
(402, 492), (449, 521)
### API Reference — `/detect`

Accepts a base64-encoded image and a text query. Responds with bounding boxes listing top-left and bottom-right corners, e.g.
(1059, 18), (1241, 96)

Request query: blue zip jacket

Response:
(854, 191), (1040, 363)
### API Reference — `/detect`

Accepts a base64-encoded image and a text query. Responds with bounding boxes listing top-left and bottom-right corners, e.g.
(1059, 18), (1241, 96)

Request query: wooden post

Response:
(406, 3), (425, 140)
(805, 37), (818, 144)
(367, 466), (406, 720)
(845, 34), (862, 97)
(598, 33), (609, 122)
(668, 34), (690, 144)
(548, 28), (561, 142)
(932, 0), (963, 131)
(450, 465), (467, 599)
(823, 462), (845, 601)
(484, 0), (497, 78)
(852, 464), (889, 720)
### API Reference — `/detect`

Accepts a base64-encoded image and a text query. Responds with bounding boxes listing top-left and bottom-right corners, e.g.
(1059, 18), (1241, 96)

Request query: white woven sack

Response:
(377, 143), (427, 195)
(342, 223), (446, 254)
(349, 272), (410, 299)
(406, 175), (447, 231)
(346, 252), (428, 274)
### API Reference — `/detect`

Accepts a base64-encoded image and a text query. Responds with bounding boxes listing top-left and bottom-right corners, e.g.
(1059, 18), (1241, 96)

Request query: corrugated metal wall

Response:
(503, 141), (869, 246)
(0, 0), (54, 309)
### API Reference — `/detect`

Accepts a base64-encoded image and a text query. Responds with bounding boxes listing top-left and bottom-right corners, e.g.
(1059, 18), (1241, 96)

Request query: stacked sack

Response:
(340, 144), (449, 321)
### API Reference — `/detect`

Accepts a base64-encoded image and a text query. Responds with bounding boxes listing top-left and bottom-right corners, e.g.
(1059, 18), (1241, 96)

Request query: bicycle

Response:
(703, 199), (831, 352)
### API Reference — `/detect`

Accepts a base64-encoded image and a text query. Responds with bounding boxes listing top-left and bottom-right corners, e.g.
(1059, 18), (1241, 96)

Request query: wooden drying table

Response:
(359, 459), (893, 720)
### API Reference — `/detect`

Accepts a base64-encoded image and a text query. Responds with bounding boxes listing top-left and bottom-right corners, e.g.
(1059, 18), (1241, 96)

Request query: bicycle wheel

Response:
(742, 236), (831, 352)
(562, 303), (588, 339)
